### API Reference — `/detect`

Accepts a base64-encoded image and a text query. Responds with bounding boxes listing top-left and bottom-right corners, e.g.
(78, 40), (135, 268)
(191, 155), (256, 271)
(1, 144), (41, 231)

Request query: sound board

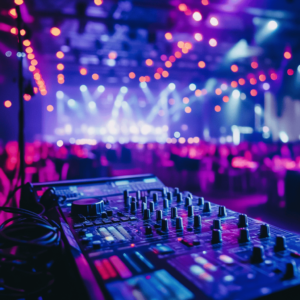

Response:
(33, 174), (300, 300)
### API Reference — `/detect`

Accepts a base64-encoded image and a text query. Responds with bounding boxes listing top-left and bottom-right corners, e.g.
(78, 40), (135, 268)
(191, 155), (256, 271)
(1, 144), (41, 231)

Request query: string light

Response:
(215, 105), (221, 112)
(10, 27), (17, 35)
(14, 0), (24, 5)
(56, 51), (64, 59)
(29, 65), (35, 72)
(80, 67), (87, 75)
(223, 96), (229, 103)
(31, 59), (38, 66)
(231, 65), (238, 72)
(9, 8), (17, 18)
(145, 59), (153, 66)
(165, 32), (173, 40)
(194, 33), (203, 41)
(92, 73), (99, 80)
(198, 61), (206, 68)
(57, 63), (64, 71)
(20, 29), (26, 36)
(129, 72), (136, 79)
(23, 40), (31, 46)
(47, 105), (54, 112)
(23, 94), (31, 101)
(50, 27), (61, 36)
(4, 100), (12, 108)
(25, 47), (33, 54)
(27, 53), (35, 60)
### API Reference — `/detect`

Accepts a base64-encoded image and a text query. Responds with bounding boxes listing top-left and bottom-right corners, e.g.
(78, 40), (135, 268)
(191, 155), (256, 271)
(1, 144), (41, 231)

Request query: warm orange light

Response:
(34, 73), (41, 80)
(145, 59), (153, 66)
(177, 41), (184, 48)
(185, 42), (192, 50)
(270, 73), (277, 80)
(94, 0), (103, 5)
(231, 64), (238, 72)
(57, 74), (64, 79)
(58, 79), (64, 84)
(250, 78), (257, 85)
(169, 55), (176, 63)
(139, 76), (145, 82)
(129, 72), (136, 79)
(31, 59), (38, 66)
(23, 94), (31, 101)
(56, 51), (64, 59)
(182, 47), (188, 54)
(80, 68), (87, 75)
(194, 33), (203, 41)
(174, 51), (182, 59)
(198, 61), (205, 68)
(202, 0), (209, 5)
(33, 87), (38, 94)
(57, 63), (64, 71)
(154, 73), (161, 80)
(215, 105), (221, 112)
(9, 8), (17, 18)
(215, 88), (222, 95)
(231, 81), (238, 88)
(20, 29), (26, 36)
(10, 27), (17, 35)
(29, 65), (36, 72)
(23, 40), (31, 46)
(178, 3), (187, 11)
(40, 90), (47, 96)
(27, 53), (35, 60)
(238, 78), (245, 85)
(50, 27), (61, 36)
(165, 61), (172, 68)
(162, 71), (169, 77)
(259, 74), (266, 82)
(92, 73), (99, 80)
(165, 32), (173, 40)
(251, 62), (258, 69)
(25, 47), (33, 54)
(183, 97), (189, 104)
(195, 89), (202, 97)
(284, 51), (292, 59)
(145, 76), (151, 82)
(47, 105), (54, 112)
(108, 51), (117, 60)
(209, 38), (217, 47)
(4, 100), (12, 108)
(14, 0), (24, 5)
(185, 106), (192, 113)
(250, 89), (257, 96)
(223, 96), (229, 102)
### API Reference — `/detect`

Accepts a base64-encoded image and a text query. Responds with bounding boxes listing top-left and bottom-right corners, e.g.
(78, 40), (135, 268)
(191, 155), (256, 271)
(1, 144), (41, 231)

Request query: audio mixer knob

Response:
(156, 210), (162, 221)
(161, 219), (169, 232)
(153, 193), (158, 202)
(239, 228), (251, 243)
(203, 202), (211, 213)
(71, 199), (104, 216)
(142, 196), (147, 204)
(131, 201), (137, 213)
(123, 190), (129, 206)
(198, 197), (204, 206)
(185, 197), (192, 207)
(251, 245), (265, 263)
(187, 192), (193, 199)
(212, 229), (222, 244)
(213, 219), (222, 230)
(174, 187), (179, 196)
(145, 226), (153, 235)
(136, 190), (141, 200)
(171, 207), (178, 219)
(238, 214), (248, 228)
(283, 261), (297, 280)
(163, 199), (169, 209)
(162, 187), (167, 198)
(259, 224), (270, 238)
(176, 217), (183, 230)
(177, 193), (183, 203)
(149, 201), (155, 212)
(143, 209), (150, 220)
(141, 202), (147, 213)
(188, 205), (194, 217)
(194, 215), (201, 228)
(274, 236), (287, 252)
(167, 192), (172, 201)
(218, 206), (227, 217)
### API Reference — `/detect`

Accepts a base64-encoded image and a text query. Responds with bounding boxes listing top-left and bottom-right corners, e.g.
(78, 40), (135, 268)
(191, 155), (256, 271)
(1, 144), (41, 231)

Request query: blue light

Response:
(263, 83), (270, 91)
(140, 82), (147, 89)
(168, 83), (176, 90)
(80, 85), (87, 92)
(68, 99), (76, 107)
(189, 83), (196, 91)
(97, 85), (105, 92)
(56, 91), (64, 99)
(174, 131), (180, 138)
(107, 59), (116, 67)
(120, 86), (128, 94)
(267, 20), (278, 30)
(232, 89), (240, 99)
(88, 101), (96, 109)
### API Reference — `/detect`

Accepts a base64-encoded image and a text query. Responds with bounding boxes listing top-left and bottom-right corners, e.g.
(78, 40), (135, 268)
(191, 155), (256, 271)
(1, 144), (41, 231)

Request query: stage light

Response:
(165, 32), (173, 40)
(168, 83), (176, 90)
(120, 86), (128, 94)
(189, 83), (196, 91)
(140, 82), (147, 88)
(129, 72), (136, 79)
(107, 59), (116, 66)
(4, 100), (12, 108)
(240, 93), (246, 100)
(141, 124), (151, 135)
(80, 85), (87, 92)
(178, 3), (187, 11)
(97, 85), (105, 92)
(94, 0), (103, 5)
(215, 88), (222, 95)
(263, 83), (270, 90)
(250, 89), (257, 96)
(183, 97), (189, 104)
(198, 61), (205, 68)
(185, 106), (192, 113)
(251, 62), (258, 69)
(209, 38), (217, 47)
(210, 17), (219, 26)
(108, 51), (117, 60)
(56, 51), (64, 59)
(169, 98), (175, 105)
(88, 101), (96, 109)
(162, 71), (169, 78)
(20, 29), (26, 36)
(154, 73), (161, 80)
(31, 59), (38, 66)
(174, 132), (180, 138)
(259, 74), (266, 81)
(57, 140), (63, 147)
(27, 53), (34, 59)
(57, 63), (64, 71)
(270, 73), (277, 80)
(193, 11), (202, 21)
(223, 96), (229, 103)
(267, 20), (278, 30)
(220, 84), (227, 91)
(195, 89), (202, 97)
(50, 27), (61, 36)
(29, 65), (35, 72)
(215, 105), (221, 112)
(174, 51), (182, 59)
(47, 105), (54, 112)
(194, 33), (203, 41)
(232, 89), (240, 99)
(177, 41), (184, 48)
(165, 61), (172, 68)
(231, 65), (238, 72)
(56, 91), (64, 99)
(185, 42), (192, 50)
(68, 99), (76, 107)
(231, 81), (238, 88)
(80, 68), (87, 75)
(284, 51), (292, 59)
(25, 47), (33, 54)
(287, 69), (294, 76)
(160, 54), (167, 61)
(250, 78), (257, 85)
(145, 76), (150, 82)
(169, 56), (176, 63)
(145, 59), (153, 66)
(279, 131), (289, 143)
(91, 73), (99, 80)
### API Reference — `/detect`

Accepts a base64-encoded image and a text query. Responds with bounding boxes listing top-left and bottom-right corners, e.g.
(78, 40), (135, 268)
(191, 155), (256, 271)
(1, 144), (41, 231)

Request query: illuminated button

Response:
(102, 258), (117, 278)
(224, 275), (234, 282)
(95, 260), (110, 280)
(203, 263), (217, 271)
(109, 256), (132, 279)
(219, 255), (234, 265)
(107, 226), (126, 241)
(181, 239), (193, 247)
(98, 227), (114, 241)
(199, 272), (214, 282)
(86, 233), (93, 238)
(151, 244), (174, 255)
(195, 256), (208, 265)
(117, 226), (132, 239)
(73, 223), (83, 229)
(190, 265), (205, 275)
(92, 240), (101, 249)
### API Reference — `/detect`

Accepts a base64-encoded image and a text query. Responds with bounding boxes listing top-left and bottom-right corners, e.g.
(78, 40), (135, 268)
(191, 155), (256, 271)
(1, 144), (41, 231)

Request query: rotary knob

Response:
(167, 192), (172, 201)
(213, 219), (222, 230)
(143, 209), (150, 220)
(153, 193), (158, 202)
(185, 197), (192, 207)
(283, 261), (297, 280)
(212, 229), (222, 244)
(145, 226), (153, 235)
(149, 201), (155, 212)
(161, 219), (169, 232)
(198, 197), (204, 206)
(156, 210), (162, 221)
(194, 215), (201, 228)
(188, 205), (194, 217)
(171, 207), (178, 219)
(123, 190), (129, 206)
(141, 202), (147, 213)
(251, 245), (265, 264)
(163, 199), (169, 209)
(142, 196), (147, 204)
(177, 193), (183, 203)
(218, 206), (227, 217)
(174, 187), (179, 196)
(238, 214), (248, 228)
(239, 228), (251, 243)
(130, 200), (137, 213)
(176, 217), (183, 230)
(259, 224), (270, 238)
(203, 201), (211, 213)
(136, 190), (141, 200)
(274, 236), (287, 252)
(71, 198), (104, 216)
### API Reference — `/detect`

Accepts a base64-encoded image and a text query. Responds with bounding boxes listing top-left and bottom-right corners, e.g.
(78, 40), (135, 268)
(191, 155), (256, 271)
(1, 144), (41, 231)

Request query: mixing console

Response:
(33, 174), (300, 300)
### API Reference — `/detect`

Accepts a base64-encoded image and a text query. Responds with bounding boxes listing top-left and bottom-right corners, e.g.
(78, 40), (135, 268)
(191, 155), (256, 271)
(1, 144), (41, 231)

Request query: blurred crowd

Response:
(1, 139), (300, 210)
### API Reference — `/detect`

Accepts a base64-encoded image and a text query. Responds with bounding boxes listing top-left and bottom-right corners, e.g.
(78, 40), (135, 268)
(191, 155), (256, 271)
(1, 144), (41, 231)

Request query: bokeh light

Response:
(259, 74), (266, 82)
(284, 51), (292, 59)
(193, 12), (202, 21)
(210, 17), (219, 26)
(57, 63), (64, 71)
(47, 105), (54, 112)
(108, 51), (117, 60)
(194, 33), (203, 41)
(198, 61), (206, 68)
(80, 68), (87, 75)
(56, 51), (64, 59)
(129, 72), (136, 79)
(251, 62), (258, 69)
(231, 81), (238, 88)
(50, 27), (61, 36)
(215, 105), (221, 112)
(215, 88), (222, 95)
(231, 65), (238, 72)
(209, 38), (217, 47)
(287, 69), (294, 76)
(238, 78), (245, 85)
(185, 106), (192, 113)
(162, 71), (169, 77)
(4, 100), (12, 108)
(165, 32), (173, 40)
(92, 73), (99, 80)
(250, 89), (258, 96)
(146, 59), (153, 66)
